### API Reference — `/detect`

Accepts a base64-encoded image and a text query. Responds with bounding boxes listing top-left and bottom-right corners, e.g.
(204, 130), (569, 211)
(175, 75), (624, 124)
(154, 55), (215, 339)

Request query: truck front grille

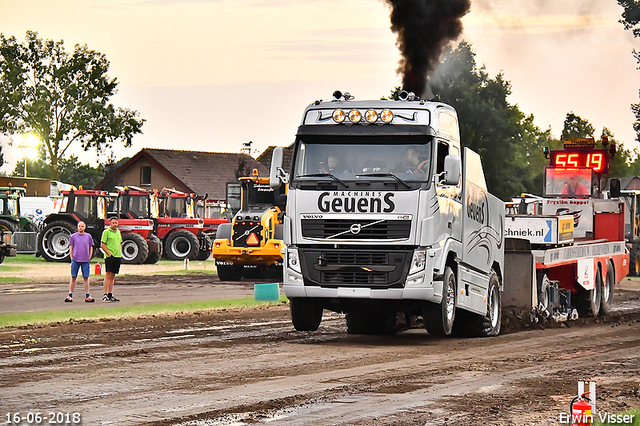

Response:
(301, 219), (411, 240)
(299, 248), (411, 288)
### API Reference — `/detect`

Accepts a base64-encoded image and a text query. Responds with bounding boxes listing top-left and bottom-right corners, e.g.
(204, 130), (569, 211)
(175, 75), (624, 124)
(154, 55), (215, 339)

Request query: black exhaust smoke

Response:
(386, 0), (471, 97)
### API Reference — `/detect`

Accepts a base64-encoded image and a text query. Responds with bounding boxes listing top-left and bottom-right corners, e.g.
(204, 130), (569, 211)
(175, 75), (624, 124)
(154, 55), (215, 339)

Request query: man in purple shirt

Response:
(65, 221), (95, 303)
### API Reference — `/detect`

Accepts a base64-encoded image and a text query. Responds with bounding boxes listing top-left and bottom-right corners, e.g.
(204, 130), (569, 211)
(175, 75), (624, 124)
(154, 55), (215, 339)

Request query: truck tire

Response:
(121, 233), (149, 264)
(164, 230), (199, 260)
(38, 220), (75, 262)
(537, 273), (551, 316)
(452, 271), (501, 337)
(143, 236), (163, 264)
(346, 311), (397, 335)
(0, 219), (17, 233)
(216, 263), (243, 281)
(290, 298), (323, 332)
(576, 264), (603, 318)
(423, 266), (456, 336)
(601, 261), (616, 316)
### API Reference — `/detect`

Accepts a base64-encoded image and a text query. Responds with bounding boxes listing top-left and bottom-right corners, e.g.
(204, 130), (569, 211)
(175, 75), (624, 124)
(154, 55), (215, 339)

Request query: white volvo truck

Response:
(270, 91), (505, 336)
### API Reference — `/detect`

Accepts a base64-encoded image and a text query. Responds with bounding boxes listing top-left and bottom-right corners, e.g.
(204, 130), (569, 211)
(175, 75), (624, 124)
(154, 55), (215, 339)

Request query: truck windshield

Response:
(293, 136), (432, 182)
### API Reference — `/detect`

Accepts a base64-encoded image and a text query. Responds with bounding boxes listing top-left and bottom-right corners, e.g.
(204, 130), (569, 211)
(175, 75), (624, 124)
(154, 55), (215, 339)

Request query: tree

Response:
(12, 154), (103, 189)
(561, 112), (596, 139)
(425, 41), (555, 200)
(618, 0), (640, 143)
(0, 31), (144, 179)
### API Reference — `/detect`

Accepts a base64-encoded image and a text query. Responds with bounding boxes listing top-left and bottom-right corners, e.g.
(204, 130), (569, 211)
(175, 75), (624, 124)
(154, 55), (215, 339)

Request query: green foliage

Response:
(562, 112), (596, 139)
(12, 154), (103, 188)
(0, 31), (144, 179)
(618, 0), (640, 143)
(427, 41), (555, 200)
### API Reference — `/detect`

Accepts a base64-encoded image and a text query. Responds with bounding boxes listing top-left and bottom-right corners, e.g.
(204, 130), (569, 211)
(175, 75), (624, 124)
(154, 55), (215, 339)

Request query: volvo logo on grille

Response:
(350, 223), (362, 234)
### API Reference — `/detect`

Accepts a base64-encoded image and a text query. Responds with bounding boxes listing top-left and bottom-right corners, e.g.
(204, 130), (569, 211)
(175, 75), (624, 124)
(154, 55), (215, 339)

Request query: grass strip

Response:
(0, 265), (27, 271)
(0, 277), (32, 283)
(0, 295), (288, 328)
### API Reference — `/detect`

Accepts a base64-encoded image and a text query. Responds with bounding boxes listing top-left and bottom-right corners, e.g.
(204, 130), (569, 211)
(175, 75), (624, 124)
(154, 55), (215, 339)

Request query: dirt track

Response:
(1, 276), (640, 426)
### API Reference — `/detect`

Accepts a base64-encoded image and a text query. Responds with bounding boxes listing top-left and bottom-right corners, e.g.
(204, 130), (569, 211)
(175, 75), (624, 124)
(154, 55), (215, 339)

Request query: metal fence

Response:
(11, 232), (38, 254)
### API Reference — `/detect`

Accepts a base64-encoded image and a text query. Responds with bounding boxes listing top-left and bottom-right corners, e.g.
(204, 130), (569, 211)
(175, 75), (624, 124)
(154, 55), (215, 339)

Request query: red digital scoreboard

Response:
(550, 149), (609, 174)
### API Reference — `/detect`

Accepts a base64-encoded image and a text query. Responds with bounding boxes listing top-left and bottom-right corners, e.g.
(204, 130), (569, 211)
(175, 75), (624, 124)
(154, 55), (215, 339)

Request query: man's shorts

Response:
(71, 260), (90, 278)
(105, 256), (122, 274)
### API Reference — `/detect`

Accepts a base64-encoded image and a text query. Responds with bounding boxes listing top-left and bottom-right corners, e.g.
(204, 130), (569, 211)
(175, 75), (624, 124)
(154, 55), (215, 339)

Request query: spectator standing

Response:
(101, 216), (122, 302)
(65, 221), (95, 303)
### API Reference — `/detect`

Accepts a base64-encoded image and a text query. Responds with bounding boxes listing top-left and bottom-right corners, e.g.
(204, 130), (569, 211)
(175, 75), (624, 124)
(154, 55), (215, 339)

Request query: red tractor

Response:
(38, 189), (162, 264)
(116, 187), (214, 260)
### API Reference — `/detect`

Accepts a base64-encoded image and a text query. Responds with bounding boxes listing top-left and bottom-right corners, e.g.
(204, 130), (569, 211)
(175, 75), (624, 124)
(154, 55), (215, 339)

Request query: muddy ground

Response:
(1, 273), (640, 426)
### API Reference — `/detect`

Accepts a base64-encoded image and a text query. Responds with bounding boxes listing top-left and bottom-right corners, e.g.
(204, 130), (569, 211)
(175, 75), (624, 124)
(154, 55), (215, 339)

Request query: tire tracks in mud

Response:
(2, 306), (640, 426)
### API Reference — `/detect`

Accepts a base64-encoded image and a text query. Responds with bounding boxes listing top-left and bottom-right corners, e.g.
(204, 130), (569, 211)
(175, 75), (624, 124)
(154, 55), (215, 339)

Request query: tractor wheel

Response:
(423, 266), (456, 336)
(23, 221), (39, 233)
(164, 230), (199, 260)
(577, 265), (603, 318)
(0, 219), (17, 234)
(195, 235), (212, 260)
(38, 221), (75, 262)
(290, 298), (323, 332)
(121, 233), (149, 264)
(601, 261), (616, 316)
(143, 236), (163, 264)
(216, 263), (243, 281)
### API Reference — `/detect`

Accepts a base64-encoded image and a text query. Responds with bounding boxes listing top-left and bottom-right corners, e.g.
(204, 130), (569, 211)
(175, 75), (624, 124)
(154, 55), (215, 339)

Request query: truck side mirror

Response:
(270, 147), (284, 188)
(610, 178), (621, 198)
(442, 155), (461, 185)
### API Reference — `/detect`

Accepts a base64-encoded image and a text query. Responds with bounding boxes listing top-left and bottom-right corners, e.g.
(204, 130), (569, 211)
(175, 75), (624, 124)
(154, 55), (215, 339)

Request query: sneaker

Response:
(85, 297), (95, 303)
(64, 297), (73, 303)
(109, 295), (120, 302)
(102, 295), (111, 302)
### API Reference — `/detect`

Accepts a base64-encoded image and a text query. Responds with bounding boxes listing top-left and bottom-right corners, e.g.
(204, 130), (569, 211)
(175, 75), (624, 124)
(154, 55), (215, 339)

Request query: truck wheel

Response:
(121, 233), (149, 264)
(216, 263), (243, 281)
(346, 311), (397, 335)
(423, 266), (456, 336)
(290, 298), (322, 332)
(38, 221), (75, 262)
(537, 273), (551, 316)
(165, 230), (199, 260)
(477, 271), (502, 337)
(601, 261), (616, 316)
(577, 265), (603, 318)
(0, 219), (17, 234)
(452, 270), (502, 337)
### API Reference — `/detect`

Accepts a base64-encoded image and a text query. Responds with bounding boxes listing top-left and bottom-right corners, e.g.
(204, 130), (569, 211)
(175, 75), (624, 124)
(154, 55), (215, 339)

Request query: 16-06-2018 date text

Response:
(5, 413), (81, 424)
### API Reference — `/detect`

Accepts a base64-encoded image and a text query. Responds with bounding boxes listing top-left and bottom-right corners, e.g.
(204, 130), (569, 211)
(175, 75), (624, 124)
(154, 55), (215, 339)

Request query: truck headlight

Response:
(287, 248), (301, 274)
(409, 250), (426, 275)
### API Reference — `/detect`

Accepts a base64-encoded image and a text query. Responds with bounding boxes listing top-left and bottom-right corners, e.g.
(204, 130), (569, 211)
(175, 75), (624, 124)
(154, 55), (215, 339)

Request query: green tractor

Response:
(0, 187), (39, 234)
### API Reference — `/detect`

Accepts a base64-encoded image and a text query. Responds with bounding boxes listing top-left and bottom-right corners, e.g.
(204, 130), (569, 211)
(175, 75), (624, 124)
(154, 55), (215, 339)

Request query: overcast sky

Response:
(0, 0), (638, 174)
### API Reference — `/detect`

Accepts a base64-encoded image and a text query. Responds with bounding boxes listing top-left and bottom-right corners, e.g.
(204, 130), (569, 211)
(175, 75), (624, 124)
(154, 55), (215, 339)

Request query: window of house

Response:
(141, 166), (152, 186)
